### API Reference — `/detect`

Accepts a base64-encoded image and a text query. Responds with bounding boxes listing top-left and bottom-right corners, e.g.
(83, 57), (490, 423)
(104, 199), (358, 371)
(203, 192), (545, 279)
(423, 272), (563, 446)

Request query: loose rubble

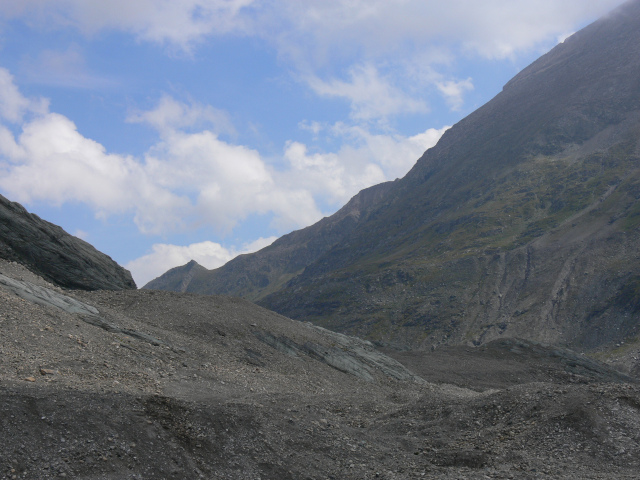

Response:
(1, 259), (639, 479)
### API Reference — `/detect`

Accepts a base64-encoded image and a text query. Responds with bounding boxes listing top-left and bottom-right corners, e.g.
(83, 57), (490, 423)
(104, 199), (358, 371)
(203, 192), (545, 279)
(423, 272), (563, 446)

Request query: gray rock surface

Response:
(0, 194), (136, 290)
(1, 259), (639, 479)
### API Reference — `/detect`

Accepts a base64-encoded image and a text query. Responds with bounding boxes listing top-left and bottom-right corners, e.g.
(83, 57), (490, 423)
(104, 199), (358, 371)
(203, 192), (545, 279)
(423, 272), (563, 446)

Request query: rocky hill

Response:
(149, 0), (640, 354)
(2, 257), (640, 479)
(0, 194), (136, 290)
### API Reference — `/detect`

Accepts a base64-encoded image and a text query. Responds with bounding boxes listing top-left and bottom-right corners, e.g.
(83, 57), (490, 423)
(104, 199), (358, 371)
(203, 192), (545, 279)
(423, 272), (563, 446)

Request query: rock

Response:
(0, 194), (136, 291)
(0, 273), (167, 349)
(24, 377), (36, 382)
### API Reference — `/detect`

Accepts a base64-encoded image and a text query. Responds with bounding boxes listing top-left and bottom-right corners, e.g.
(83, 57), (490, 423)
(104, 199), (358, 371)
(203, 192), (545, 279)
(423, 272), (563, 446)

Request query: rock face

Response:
(0, 194), (136, 290)
(148, 1), (640, 352)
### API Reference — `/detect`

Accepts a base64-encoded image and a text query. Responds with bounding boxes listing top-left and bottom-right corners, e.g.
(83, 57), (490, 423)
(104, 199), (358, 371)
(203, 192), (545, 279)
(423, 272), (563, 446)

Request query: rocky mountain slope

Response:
(149, 0), (640, 353)
(145, 181), (394, 300)
(0, 194), (136, 290)
(2, 257), (640, 479)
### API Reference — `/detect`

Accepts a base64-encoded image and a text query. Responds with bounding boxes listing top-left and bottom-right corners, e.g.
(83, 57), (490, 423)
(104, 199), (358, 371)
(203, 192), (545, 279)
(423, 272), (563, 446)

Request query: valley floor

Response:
(1, 259), (639, 479)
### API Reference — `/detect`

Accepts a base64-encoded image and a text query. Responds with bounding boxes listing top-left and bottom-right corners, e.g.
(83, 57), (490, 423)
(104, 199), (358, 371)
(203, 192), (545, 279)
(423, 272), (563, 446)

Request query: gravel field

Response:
(1, 259), (639, 479)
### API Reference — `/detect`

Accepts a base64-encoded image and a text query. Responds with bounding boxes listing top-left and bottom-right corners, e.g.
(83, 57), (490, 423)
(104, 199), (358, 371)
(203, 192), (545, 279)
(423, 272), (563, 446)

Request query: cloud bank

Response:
(0, 68), (446, 282)
(0, 1), (623, 117)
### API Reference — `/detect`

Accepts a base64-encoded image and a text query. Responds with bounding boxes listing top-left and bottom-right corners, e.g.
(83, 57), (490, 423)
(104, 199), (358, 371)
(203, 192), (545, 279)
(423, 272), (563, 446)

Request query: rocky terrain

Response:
(147, 0), (640, 358)
(0, 194), (136, 291)
(2, 257), (640, 479)
(4, 2), (640, 479)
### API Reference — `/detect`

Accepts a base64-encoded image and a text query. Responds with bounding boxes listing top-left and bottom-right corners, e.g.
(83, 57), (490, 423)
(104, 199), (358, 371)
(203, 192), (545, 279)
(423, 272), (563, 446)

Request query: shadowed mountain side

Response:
(255, 0), (640, 350)
(0, 194), (136, 290)
(144, 181), (394, 300)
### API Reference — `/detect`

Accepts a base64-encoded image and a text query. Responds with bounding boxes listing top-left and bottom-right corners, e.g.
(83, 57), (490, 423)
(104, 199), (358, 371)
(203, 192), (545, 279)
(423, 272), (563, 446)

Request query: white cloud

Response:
(266, 0), (624, 62)
(305, 64), (428, 121)
(0, 69), (48, 123)
(127, 94), (235, 136)
(0, 74), (327, 235)
(1, 1), (623, 62)
(1, 1), (624, 121)
(0, 68), (446, 243)
(0, 0), (255, 52)
(0, 111), (192, 234)
(436, 78), (474, 111)
(281, 123), (449, 206)
(125, 236), (277, 286)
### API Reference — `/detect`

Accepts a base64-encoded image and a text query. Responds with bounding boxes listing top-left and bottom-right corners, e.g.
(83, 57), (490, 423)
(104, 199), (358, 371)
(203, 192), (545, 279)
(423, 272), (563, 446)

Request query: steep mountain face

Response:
(259, 0), (640, 350)
(0, 194), (136, 290)
(144, 180), (394, 300)
(149, 0), (640, 352)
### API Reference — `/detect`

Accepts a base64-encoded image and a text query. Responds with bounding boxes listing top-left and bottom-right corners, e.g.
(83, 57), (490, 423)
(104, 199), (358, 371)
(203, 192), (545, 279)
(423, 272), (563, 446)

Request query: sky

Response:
(0, 0), (627, 287)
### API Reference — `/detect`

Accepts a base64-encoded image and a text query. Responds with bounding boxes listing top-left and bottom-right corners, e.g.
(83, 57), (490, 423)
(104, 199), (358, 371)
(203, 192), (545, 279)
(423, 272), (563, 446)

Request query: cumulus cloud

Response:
(0, 71), (313, 234)
(125, 236), (277, 286)
(0, 71), (444, 240)
(281, 122), (449, 206)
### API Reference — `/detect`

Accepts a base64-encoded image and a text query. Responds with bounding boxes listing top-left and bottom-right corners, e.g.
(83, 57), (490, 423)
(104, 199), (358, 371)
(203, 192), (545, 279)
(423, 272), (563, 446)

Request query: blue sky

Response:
(0, 0), (625, 286)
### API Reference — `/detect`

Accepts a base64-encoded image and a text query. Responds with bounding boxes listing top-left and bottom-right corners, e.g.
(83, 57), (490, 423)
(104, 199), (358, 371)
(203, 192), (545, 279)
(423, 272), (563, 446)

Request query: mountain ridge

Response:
(0, 194), (136, 291)
(144, 180), (395, 300)
(147, 0), (640, 353)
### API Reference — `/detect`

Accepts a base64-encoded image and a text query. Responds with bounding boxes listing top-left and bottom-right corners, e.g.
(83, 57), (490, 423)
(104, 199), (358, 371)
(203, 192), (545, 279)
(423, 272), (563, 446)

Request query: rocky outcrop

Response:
(0, 194), (136, 290)
(254, 325), (423, 382)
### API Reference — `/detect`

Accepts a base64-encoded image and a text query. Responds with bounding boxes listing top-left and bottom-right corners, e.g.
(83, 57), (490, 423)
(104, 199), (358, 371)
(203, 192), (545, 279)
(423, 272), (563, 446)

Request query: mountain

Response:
(0, 194), (136, 290)
(144, 259), (208, 293)
(0, 135), (638, 478)
(144, 180), (394, 300)
(148, 1), (640, 352)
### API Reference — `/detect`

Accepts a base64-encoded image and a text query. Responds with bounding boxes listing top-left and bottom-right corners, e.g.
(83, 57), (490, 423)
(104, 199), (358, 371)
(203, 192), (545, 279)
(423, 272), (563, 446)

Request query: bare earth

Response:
(1, 259), (639, 479)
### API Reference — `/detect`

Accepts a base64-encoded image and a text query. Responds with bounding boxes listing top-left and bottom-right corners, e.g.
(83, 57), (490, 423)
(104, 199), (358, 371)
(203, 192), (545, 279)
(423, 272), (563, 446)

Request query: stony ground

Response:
(1, 259), (640, 479)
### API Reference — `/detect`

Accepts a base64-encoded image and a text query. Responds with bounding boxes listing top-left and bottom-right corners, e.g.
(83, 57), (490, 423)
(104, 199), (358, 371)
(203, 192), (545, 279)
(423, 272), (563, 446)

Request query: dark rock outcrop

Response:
(0, 194), (136, 290)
